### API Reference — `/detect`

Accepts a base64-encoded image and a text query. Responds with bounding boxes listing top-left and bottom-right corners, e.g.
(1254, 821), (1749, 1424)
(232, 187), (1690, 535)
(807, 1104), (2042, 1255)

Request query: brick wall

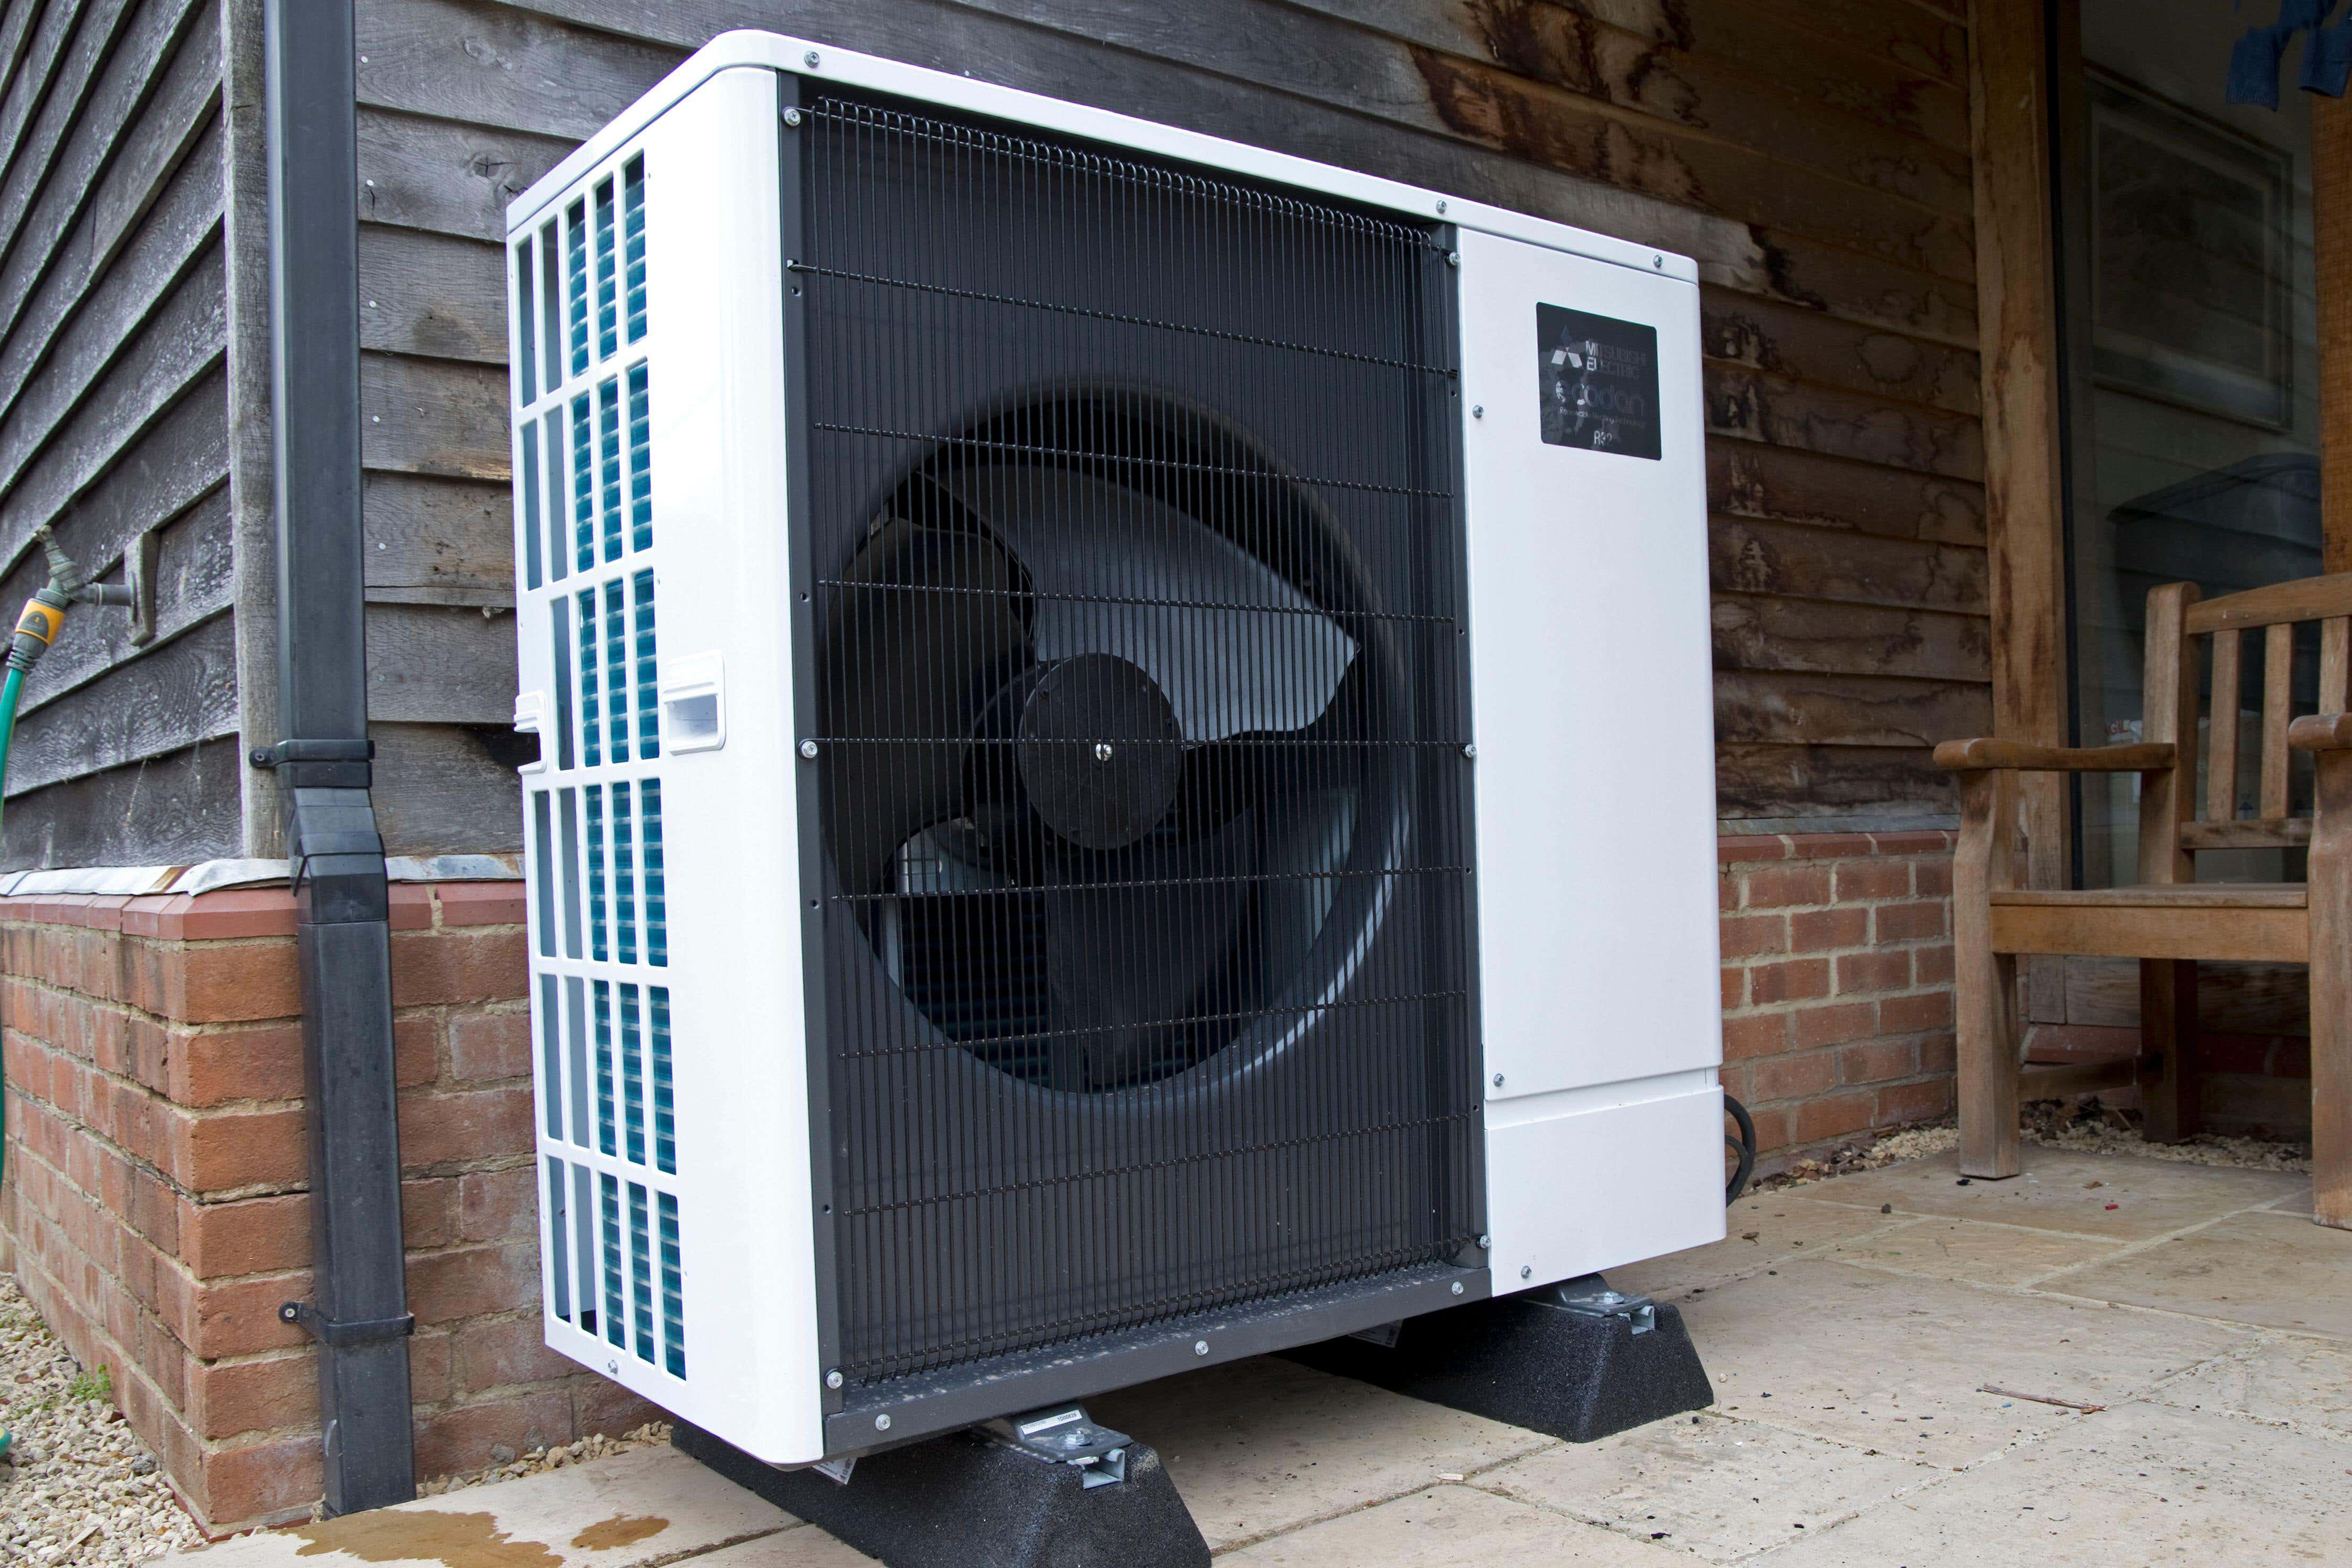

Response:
(1717, 831), (1961, 1171)
(0, 881), (654, 1535)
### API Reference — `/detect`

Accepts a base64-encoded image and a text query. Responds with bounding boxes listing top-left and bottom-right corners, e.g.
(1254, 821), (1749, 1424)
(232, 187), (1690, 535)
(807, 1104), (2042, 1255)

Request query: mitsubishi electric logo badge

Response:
(1536, 303), (1661, 460)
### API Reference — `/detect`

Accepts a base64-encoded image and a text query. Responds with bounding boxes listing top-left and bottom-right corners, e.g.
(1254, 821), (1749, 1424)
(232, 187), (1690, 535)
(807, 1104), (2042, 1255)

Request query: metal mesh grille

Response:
(795, 92), (1481, 1391)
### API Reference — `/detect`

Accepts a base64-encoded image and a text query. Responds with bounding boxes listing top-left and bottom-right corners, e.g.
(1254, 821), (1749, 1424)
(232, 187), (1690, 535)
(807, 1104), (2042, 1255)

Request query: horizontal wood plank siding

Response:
(316, 0), (1988, 852)
(0, 0), (232, 868)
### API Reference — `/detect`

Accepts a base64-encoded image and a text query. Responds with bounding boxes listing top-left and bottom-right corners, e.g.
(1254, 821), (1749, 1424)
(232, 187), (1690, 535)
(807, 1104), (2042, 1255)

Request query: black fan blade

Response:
(820, 513), (1031, 897)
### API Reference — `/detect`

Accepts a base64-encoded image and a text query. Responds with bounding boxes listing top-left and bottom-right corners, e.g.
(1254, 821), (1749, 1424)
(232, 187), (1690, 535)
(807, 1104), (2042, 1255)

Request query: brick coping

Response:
(1720, 830), (1955, 863)
(0, 880), (525, 939)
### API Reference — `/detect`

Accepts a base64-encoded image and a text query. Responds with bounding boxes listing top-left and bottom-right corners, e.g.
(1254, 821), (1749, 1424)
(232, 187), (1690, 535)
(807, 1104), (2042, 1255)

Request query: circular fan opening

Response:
(817, 394), (1408, 1093)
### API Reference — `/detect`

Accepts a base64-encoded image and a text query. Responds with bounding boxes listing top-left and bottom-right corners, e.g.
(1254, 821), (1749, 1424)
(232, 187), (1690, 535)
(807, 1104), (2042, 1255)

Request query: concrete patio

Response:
(177, 1146), (2352, 1566)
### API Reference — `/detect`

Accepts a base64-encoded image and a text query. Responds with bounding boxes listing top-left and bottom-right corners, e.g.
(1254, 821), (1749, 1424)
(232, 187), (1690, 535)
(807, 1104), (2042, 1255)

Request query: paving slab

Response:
(180, 1446), (794, 1568)
(2043, 1208), (2352, 1336)
(2150, 1333), (2352, 1437)
(1085, 1356), (1555, 1550)
(1829, 1216), (2127, 1286)
(1792, 1148), (2303, 1240)
(1479, 1411), (1936, 1562)
(688, 1529), (876, 1566)
(1609, 1192), (1910, 1302)
(1215, 1483), (1676, 1566)
(1675, 1257), (2246, 1467)
(1751, 1399), (2352, 1566)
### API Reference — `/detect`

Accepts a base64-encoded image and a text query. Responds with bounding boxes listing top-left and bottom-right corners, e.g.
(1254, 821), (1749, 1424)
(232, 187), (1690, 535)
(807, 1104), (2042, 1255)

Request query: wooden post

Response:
(2317, 95), (2352, 574)
(1971, 0), (2072, 915)
(1955, 768), (2022, 1178)
(2313, 747), (2352, 1226)
(2138, 583), (2202, 1143)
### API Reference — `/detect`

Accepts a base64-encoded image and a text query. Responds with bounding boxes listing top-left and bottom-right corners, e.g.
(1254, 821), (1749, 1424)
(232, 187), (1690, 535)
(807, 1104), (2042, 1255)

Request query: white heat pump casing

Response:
(507, 32), (1724, 1467)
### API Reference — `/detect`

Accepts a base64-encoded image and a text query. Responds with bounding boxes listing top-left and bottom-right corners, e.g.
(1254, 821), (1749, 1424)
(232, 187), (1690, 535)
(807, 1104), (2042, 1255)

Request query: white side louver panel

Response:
(510, 67), (822, 1462)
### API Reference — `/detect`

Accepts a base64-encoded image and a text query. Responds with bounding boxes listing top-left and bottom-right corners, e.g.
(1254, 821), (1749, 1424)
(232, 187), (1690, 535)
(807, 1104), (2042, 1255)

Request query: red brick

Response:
(1793, 1088), (1877, 1144)
(438, 881), (527, 927)
(182, 1194), (311, 1280)
(450, 1008), (531, 1083)
(117, 895), (189, 940)
(1918, 1032), (1958, 1075)
(1876, 1077), (1954, 1125)
(1721, 1012), (1789, 1061)
(410, 1327), (455, 1404)
(177, 890), (300, 941)
(405, 1177), (459, 1251)
(1746, 1101), (1794, 1154)
(84, 897), (132, 933)
(413, 1389), (573, 1480)
(169, 1022), (305, 1108)
(390, 930), (530, 1007)
(1720, 966), (1743, 1010)
(400, 1086), (534, 1172)
(1716, 835), (1789, 864)
(172, 942), (303, 1024)
(1742, 866), (1831, 909)
(1785, 832), (1877, 859)
(456, 1314), (575, 1391)
(192, 1350), (318, 1439)
(1913, 859), (1954, 897)
(1871, 830), (1955, 855)
(1791, 907), (1869, 952)
(1834, 949), (1910, 995)
(406, 1242), (541, 1325)
(573, 1376), (664, 1442)
(1792, 1001), (1878, 1050)
(1832, 860), (1912, 901)
(184, 1272), (314, 1358)
(1874, 900), (1947, 942)
(200, 1433), (324, 1532)
(1881, 989), (1954, 1034)
(1748, 959), (1828, 1005)
(1717, 913), (1788, 960)
(173, 1106), (308, 1194)
(380, 882), (432, 933)
(1751, 1051), (1835, 1102)
(458, 1167), (539, 1244)
(1839, 1038), (1918, 1085)
(1913, 942), (1956, 986)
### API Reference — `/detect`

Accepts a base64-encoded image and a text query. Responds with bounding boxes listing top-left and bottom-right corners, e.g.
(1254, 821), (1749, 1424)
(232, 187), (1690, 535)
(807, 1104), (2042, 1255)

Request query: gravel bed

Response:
(0, 1275), (201, 1567)
(1757, 1099), (2310, 1193)
(413, 1423), (672, 1501)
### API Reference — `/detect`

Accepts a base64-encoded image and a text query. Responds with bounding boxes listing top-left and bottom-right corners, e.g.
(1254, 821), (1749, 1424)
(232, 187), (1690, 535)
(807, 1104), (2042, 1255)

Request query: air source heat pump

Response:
(505, 31), (1724, 1468)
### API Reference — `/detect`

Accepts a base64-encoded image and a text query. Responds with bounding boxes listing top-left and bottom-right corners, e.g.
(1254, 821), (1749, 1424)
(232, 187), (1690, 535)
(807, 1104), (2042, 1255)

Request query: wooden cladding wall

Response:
(318, 0), (1988, 853)
(0, 0), (235, 868)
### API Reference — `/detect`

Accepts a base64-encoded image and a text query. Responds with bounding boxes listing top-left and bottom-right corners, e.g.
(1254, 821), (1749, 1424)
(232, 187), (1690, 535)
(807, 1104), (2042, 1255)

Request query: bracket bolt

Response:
(277, 1302), (300, 1323)
(825, 1369), (843, 1390)
(1450, 1281), (1464, 1296)
(1446, 250), (1461, 267)
(874, 1413), (892, 1432)
(1193, 1340), (1209, 1357)
(1654, 254), (1665, 268)
(1477, 1233), (1492, 1249)
(783, 107), (803, 126)
(804, 49), (822, 69)
(1094, 742), (1113, 763)
(1435, 199), (1447, 214)
(1463, 743), (1477, 759)
(1599, 1290), (1623, 1305)
(250, 747), (272, 768)
(1492, 1072), (1505, 1088)
(800, 739), (820, 759)
(1470, 404), (1484, 419)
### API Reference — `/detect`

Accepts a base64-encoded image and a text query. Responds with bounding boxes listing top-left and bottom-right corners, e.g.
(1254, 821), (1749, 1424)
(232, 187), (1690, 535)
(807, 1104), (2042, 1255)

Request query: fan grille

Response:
(795, 90), (1482, 1391)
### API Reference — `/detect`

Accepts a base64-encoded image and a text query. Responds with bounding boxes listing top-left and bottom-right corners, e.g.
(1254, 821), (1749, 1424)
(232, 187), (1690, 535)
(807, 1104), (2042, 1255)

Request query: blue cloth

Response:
(2229, 0), (2352, 104)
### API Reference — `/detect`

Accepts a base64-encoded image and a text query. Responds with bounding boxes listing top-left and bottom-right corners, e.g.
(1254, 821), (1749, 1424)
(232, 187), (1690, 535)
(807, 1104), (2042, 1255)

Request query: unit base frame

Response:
(674, 1418), (1210, 1568)
(1285, 1275), (1714, 1442)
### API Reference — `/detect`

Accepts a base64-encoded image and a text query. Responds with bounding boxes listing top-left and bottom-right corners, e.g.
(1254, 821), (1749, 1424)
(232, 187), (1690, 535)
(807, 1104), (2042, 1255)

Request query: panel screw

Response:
(874, 1413), (892, 1431)
(782, 107), (804, 127)
(799, 739), (820, 759)
(1477, 1234), (1492, 1250)
(804, 49), (822, 69)
(1094, 742), (1113, 763)
(1450, 1281), (1464, 1296)
(825, 1369), (843, 1390)
(1435, 199), (1447, 214)
(1653, 254), (1665, 268)
(608, 1360), (620, 1375)
(1492, 1072), (1505, 1088)
(1446, 250), (1461, 267)
(1470, 405), (1484, 419)
(1462, 743), (1477, 759)
(1193, 1340), (1209, 1357)
(249, 747), (272, 768)
(277, 1302), (300, 1323)
(1520, 1265), (1533, 1280)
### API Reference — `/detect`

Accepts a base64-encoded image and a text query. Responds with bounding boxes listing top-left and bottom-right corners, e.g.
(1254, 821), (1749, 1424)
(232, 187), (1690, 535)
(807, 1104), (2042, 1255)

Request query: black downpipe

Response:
(256, 0), (416, 1515)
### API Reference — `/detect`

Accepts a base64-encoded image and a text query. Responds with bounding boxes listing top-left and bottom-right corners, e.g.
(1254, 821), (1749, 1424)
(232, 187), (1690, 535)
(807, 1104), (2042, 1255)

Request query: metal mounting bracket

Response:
(279, 1300), (416, 1348)
(1543, 1276), (1656, 1336)
(992, 1405), (1131, 1488)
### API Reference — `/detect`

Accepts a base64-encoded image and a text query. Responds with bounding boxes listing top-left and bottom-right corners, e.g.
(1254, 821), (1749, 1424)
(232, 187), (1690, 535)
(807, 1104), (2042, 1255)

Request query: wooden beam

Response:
(1970, 0), (2070, 903)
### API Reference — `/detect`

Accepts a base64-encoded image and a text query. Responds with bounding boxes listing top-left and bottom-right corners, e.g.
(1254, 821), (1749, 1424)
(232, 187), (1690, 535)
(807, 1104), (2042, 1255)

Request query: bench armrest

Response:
(1933, 738), (2177, 773)
(2290, 713), (2352, 753)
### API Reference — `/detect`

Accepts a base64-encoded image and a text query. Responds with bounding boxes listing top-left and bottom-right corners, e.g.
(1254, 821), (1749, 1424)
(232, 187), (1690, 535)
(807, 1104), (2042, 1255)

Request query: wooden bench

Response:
(1935, 572), (2352, 1228)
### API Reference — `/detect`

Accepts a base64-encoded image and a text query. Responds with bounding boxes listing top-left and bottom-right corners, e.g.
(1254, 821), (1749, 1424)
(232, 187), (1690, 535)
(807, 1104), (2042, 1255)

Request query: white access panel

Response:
(1457, 227), (1725, 1284)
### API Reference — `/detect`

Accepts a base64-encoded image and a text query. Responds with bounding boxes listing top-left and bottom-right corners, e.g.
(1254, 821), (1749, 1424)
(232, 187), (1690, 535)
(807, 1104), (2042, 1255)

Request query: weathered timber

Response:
(365, 602), (515, 725)
(1715, 668), (1991, 749)
(1707, 362), (1983, 481)
(1710, 514), (1989, 613)
(360, 352), (508, 481)
(1710, 592), (1989, 683)
(359, 225), (505, 364)
(1708, 442), (1985, 546)
(0, 737), (242, 871)
(365, 472), (514, 600)
(370, 722), (529, 856)
(1702, 287), (1981, 417)
(4, 609), (237, 793)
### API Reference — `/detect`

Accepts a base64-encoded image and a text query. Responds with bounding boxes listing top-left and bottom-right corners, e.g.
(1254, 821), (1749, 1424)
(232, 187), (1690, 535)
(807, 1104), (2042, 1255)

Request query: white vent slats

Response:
(513, 145), (683, 1385)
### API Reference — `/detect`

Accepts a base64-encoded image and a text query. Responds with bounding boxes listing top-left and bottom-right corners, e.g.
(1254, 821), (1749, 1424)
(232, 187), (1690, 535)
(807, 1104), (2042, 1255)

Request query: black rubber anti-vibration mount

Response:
(1284, 1280), (1715, 1444)
(674, 1419), (1211, 1568)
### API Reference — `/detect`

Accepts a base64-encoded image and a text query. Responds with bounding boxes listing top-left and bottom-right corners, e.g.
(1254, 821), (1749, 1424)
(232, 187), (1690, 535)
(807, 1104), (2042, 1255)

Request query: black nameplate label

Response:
(1536, 304), (1661, 461)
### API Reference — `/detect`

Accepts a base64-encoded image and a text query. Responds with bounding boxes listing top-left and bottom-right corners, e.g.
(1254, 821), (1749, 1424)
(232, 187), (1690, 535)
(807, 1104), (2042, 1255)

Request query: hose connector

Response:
(6, 587), (65, 675)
